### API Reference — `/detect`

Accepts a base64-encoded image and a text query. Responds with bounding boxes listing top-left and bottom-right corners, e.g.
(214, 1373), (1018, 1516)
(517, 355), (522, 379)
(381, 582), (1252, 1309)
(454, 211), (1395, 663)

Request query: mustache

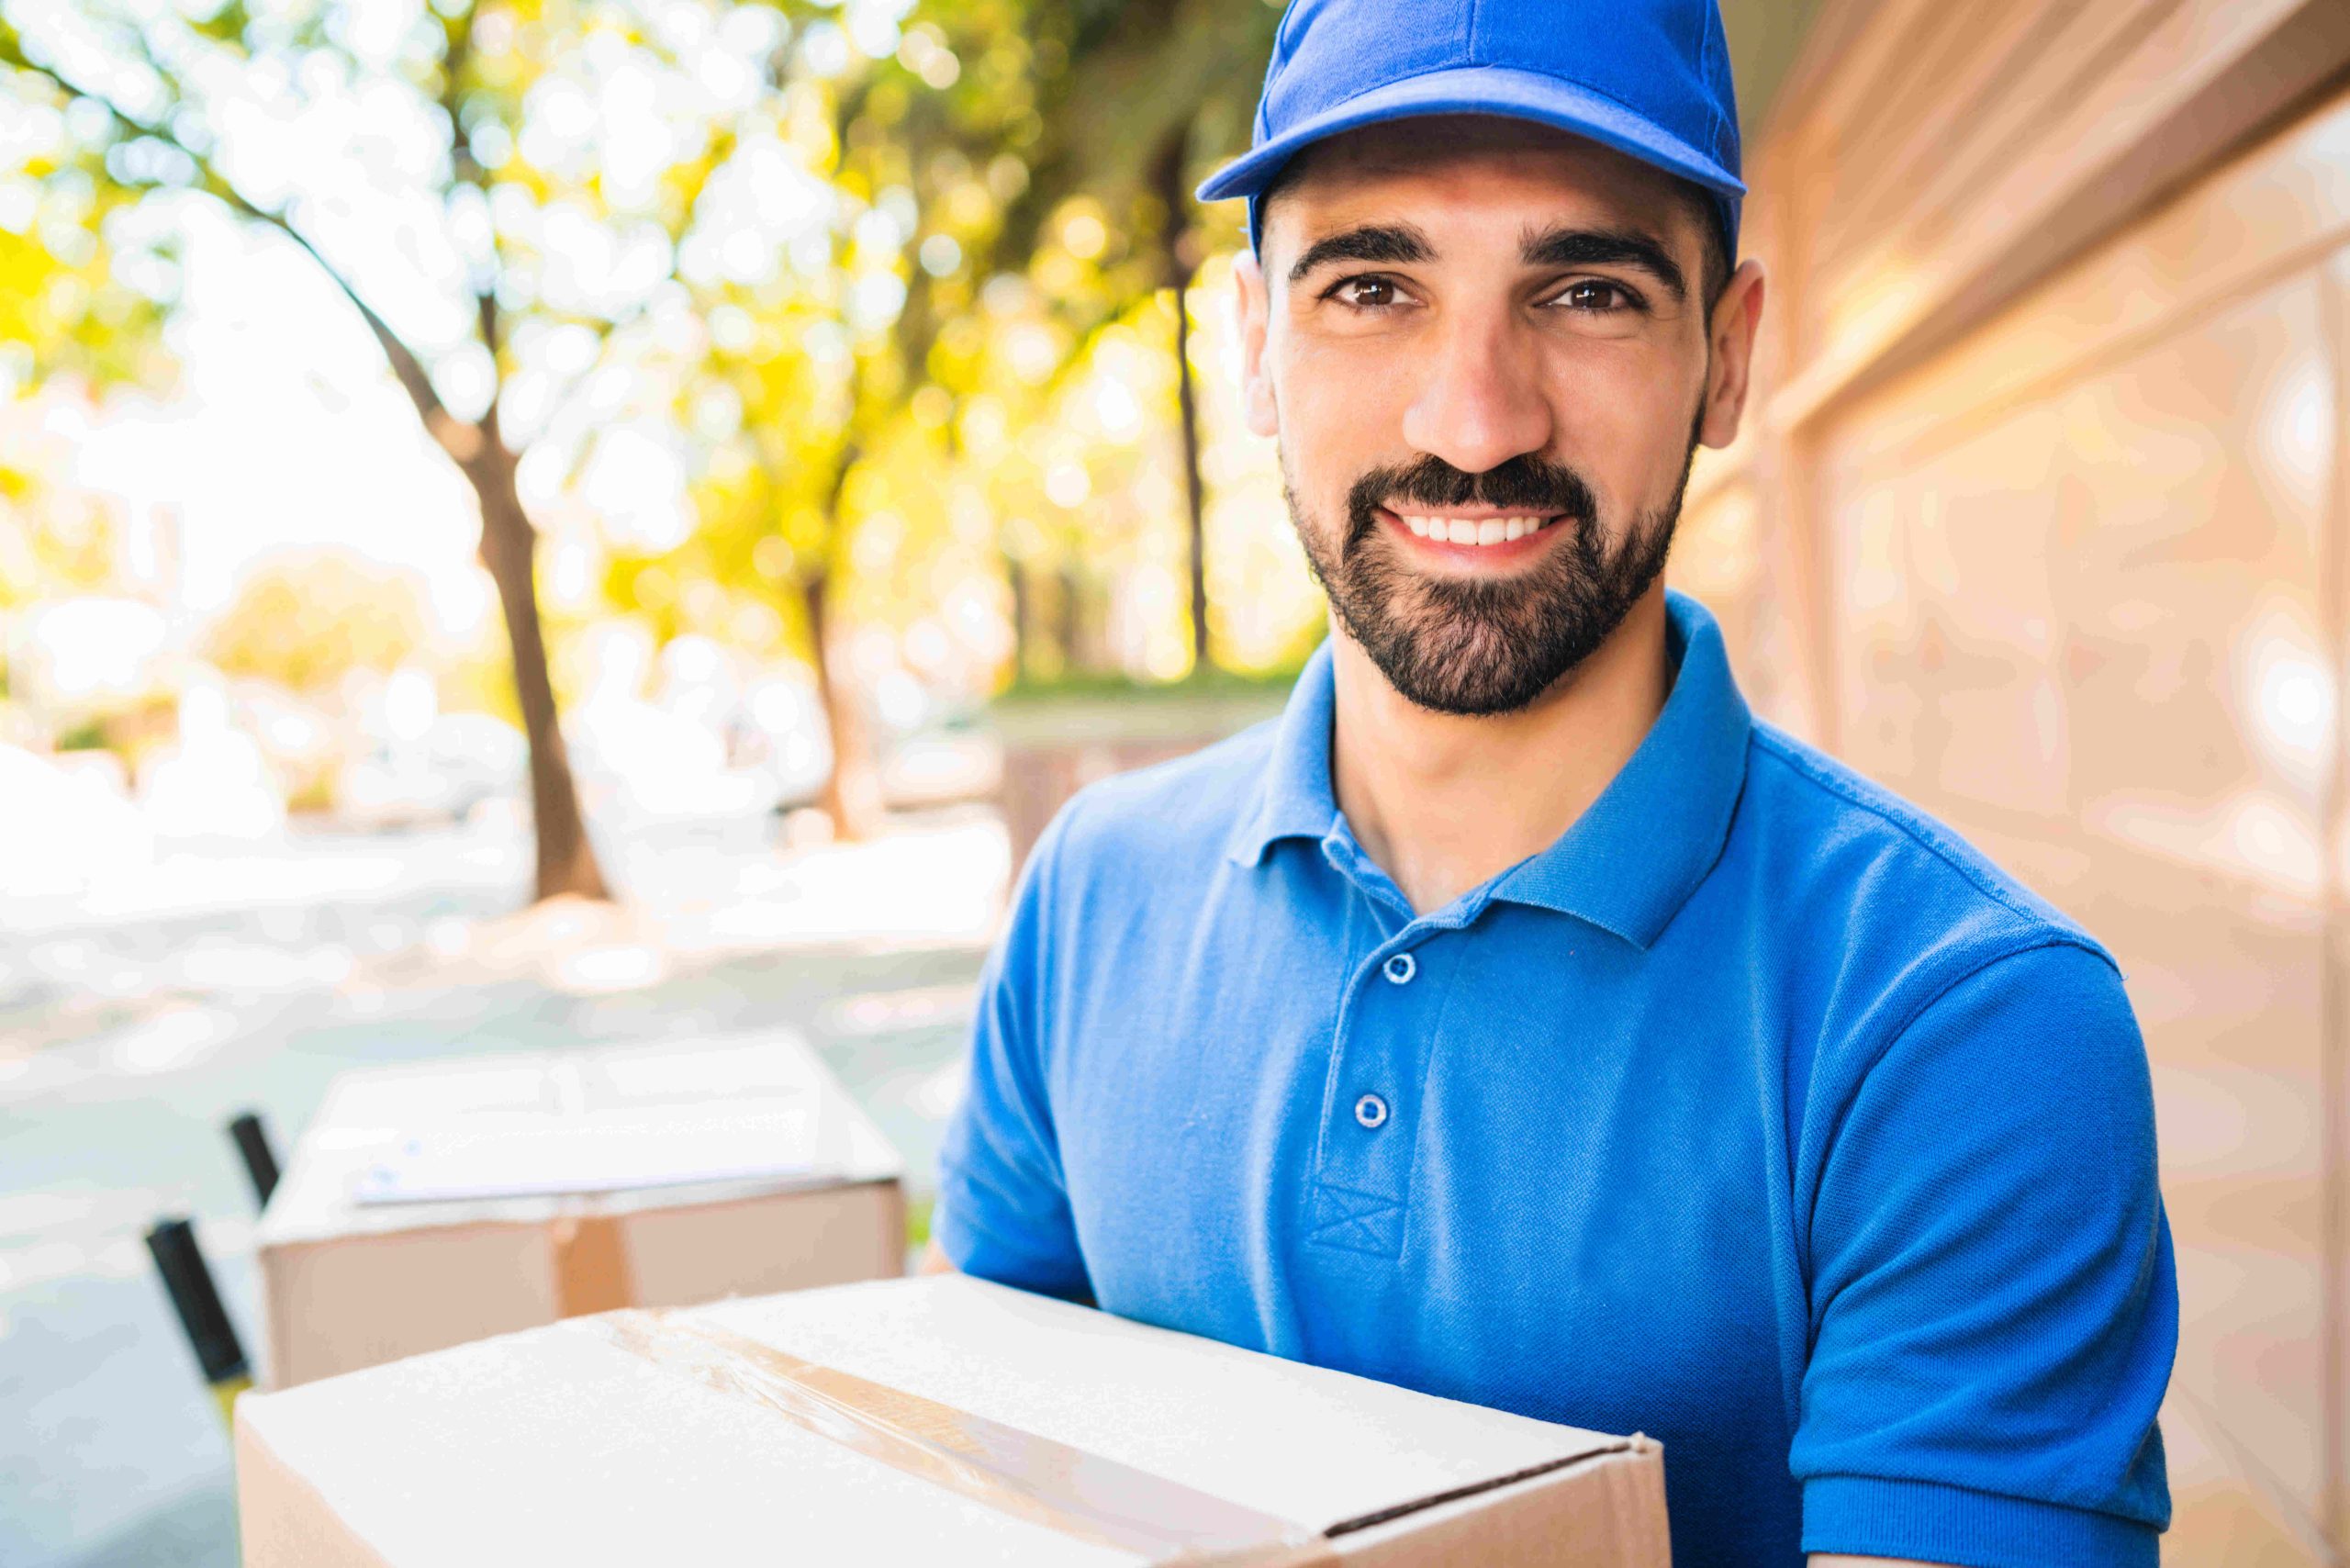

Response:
(1345, 455), (1597, 545)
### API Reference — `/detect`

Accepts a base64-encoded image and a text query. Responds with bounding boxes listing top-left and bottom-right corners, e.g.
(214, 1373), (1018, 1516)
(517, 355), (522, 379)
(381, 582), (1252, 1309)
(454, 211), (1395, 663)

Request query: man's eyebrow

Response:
(1521, 225), (1687, 303)
(1285, 222), (1435, 285)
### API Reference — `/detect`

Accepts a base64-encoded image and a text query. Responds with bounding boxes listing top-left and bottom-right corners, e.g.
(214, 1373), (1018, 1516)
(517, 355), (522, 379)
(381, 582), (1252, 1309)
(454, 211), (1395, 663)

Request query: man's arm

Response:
(934, 1254), (1944, 1564)
(928, 804), (1095, 1300)
(1792, 940), (2174, 1563)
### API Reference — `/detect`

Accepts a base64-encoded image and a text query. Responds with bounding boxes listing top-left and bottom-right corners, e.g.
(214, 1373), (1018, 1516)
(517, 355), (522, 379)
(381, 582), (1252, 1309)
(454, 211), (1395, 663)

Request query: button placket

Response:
(1310, 935), (1447, 1258)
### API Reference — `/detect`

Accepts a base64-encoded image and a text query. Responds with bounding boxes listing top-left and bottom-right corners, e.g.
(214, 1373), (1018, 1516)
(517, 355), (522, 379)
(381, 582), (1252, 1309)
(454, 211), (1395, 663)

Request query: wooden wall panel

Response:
(1825, 264), (2338, 1540)
(2321, 242), (2350, 1567)
(1750, 0), (2350, 431)
(1718, 5), (2350, 1556)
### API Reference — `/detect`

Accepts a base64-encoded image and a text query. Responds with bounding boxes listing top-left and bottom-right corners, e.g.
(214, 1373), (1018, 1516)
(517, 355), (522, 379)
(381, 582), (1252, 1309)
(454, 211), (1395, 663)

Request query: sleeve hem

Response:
(928, 1190), (982, 1269)
(930, 1188), (1091, 1302)
(1803, 1475), (2159, 1568)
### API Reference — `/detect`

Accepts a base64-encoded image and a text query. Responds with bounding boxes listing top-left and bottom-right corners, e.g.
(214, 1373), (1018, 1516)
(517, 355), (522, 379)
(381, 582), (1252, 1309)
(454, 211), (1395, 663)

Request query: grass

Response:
(987, 662), (1304, 745)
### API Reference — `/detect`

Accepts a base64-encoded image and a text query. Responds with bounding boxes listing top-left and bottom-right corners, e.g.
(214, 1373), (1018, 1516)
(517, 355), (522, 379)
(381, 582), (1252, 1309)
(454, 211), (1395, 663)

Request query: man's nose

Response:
(1397, 310), (1554, 478)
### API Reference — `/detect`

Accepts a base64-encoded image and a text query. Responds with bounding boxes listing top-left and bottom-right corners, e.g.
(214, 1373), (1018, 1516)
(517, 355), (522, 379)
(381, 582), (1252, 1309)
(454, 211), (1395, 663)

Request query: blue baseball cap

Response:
(1197, 0), (1744, 261)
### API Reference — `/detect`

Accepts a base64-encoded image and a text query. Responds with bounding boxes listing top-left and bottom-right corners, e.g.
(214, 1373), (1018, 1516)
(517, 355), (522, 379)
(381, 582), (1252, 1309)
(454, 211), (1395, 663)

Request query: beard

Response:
(1283, 420), (1699, 716)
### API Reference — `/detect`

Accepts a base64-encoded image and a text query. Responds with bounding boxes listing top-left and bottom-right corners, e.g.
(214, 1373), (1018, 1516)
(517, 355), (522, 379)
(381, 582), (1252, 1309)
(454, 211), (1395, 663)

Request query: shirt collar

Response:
(1225, 589), (1753, 949)
(1224, 637), (1346, 867)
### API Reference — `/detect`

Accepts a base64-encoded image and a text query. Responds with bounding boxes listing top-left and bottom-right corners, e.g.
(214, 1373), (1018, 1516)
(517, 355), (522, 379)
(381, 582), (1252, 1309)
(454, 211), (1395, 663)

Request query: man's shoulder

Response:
(1037, 718), (1286, 883)
(1736, 718), (2119, 986)
(1735, 722), (2143, 1127)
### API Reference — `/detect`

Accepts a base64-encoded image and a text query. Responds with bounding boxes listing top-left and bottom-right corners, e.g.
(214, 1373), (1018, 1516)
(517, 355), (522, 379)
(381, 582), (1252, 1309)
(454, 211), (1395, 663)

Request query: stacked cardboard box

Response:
(256, 1029), (904, 1387)
(238, 1273), (1670, 1565)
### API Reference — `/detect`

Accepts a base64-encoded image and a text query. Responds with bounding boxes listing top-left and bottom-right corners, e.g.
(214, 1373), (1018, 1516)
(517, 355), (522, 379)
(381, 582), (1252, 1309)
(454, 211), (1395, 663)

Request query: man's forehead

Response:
(1265, 116), (1693, 251)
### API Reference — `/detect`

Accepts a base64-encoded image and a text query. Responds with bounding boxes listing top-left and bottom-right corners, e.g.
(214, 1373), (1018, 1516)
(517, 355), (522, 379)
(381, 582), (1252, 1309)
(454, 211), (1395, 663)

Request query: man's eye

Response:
(1555, 280), (1637, 312)
(1329, 276), (1400, 308)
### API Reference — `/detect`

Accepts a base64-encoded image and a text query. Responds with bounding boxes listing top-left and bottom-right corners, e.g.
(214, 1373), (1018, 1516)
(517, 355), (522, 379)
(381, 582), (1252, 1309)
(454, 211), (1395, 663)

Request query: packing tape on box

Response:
(590, 1309), (1341, 1565)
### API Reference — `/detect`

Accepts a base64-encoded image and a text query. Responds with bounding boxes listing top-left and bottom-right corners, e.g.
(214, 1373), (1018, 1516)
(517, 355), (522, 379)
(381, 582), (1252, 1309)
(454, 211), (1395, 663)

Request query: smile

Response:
(1391, 512), (1561, 548)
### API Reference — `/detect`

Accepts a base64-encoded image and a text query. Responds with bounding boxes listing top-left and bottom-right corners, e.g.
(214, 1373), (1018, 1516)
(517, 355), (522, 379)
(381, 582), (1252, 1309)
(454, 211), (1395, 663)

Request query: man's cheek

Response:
(1549, 427), (1643, 529)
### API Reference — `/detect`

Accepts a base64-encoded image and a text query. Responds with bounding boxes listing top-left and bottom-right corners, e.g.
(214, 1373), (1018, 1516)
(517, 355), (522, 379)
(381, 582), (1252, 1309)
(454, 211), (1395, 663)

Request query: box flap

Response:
(258, 1030), (901, 1245)
(691, 1276), (1628, 1535)
(241, 1302), (1127, 1567)
(240, 1275), (1637, 1566)
(348, 1103), (829, 1204)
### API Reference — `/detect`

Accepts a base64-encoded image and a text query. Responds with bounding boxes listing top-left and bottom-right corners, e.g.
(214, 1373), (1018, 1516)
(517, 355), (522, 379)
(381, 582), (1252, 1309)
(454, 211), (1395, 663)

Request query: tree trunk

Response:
(1171, 263), (1209, 674)
(800, 570), (886, 841)
(1055, 564), (1085, 677)
(1154, 131), (1212, 676)
(470, 451), (610, 902)
(1005, 554), (1035, 685)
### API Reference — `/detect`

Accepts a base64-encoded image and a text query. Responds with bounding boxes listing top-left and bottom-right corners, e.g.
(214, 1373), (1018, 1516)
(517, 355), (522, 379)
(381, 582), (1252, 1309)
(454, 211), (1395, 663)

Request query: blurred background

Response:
(2, 0), (2344, 1563)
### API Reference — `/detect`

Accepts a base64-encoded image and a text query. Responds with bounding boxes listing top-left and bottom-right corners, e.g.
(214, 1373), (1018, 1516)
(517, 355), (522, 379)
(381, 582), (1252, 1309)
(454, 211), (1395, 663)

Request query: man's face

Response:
(1237, 117), (1758, 716)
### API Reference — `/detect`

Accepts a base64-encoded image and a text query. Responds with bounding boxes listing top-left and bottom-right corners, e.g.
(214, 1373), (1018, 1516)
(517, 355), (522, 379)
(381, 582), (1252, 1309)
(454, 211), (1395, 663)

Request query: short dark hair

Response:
(1674, 181), (1734, 310)
(1259, 157), (1735, 312)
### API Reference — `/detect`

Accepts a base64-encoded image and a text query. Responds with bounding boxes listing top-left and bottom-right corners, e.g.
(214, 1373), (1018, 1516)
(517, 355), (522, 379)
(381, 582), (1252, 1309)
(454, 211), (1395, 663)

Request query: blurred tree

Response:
(0, 58), (173, 705)
(618, 0), (1281, 790)
(0, 0), (794, 902)
(0, 61), (172, 420)
(202, 550), (434, 695)
(5, 0), (1292, 865)
(1002, 0), (1278, 675)
(604, 10), (1011, 840)
(602, 0), (1254, 834)
(677, 0), (1279, 704)
(0, 480), (122, 613)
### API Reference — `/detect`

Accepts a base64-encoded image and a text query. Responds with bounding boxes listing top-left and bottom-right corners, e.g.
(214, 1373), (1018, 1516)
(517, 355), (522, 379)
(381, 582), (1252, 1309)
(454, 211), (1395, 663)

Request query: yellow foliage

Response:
(202, 552), (435, 695)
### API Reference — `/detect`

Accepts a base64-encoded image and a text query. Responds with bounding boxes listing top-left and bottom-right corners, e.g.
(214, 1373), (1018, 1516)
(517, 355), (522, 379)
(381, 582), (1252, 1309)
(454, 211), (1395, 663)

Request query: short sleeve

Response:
(1794, 939), (2177, 1567)
(932, 805), (1091, 1301)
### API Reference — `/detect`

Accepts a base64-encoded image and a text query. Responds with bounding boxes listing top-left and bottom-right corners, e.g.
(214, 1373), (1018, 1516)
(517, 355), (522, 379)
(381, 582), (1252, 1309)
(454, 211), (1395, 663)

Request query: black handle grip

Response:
(145, 1217), (249, 1386)
(228, 1112), (281, 1206)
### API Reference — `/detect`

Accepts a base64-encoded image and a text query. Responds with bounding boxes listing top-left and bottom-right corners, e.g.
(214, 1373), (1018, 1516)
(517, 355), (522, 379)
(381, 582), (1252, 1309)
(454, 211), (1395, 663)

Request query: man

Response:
(931, 2), (2177, 1563)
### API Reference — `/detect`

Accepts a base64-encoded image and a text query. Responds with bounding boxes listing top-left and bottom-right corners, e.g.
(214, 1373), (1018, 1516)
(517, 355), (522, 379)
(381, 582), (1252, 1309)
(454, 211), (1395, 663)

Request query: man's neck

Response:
(1327, 587), (1674, 915)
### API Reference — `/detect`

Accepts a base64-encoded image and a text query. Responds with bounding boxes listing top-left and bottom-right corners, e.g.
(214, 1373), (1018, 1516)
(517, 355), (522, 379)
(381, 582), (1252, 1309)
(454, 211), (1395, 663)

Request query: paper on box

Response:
(237, 1273), (1670, 1567)
(255, 1030), (904, 1388)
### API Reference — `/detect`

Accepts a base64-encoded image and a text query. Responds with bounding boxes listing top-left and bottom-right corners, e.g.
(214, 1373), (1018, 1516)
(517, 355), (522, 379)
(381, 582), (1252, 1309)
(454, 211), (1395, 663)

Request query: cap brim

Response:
(1195, 64), (1744, 208)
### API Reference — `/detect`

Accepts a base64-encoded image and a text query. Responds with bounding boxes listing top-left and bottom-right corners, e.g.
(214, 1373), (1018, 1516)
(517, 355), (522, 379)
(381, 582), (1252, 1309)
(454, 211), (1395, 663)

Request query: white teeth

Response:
(1395, 514), (1553, 546)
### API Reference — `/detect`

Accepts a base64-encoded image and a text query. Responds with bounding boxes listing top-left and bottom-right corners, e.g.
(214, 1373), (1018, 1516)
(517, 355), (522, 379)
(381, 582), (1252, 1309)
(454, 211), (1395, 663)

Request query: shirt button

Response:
(1354, 1092), (1390, 1129)
(1382, 952), (1416, 985)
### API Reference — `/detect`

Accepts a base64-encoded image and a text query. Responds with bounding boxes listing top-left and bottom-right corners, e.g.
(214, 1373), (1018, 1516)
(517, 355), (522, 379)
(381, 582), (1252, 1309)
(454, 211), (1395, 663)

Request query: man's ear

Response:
(1697, 258), (1766, 449)
(1235, 251), (1279, 439)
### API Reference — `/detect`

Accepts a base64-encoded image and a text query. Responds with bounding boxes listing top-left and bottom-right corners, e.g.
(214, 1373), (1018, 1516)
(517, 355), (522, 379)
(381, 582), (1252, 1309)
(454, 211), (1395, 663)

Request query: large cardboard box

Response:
(237, 1273), (1670, 1566)
(256, 1030), (903, 1388)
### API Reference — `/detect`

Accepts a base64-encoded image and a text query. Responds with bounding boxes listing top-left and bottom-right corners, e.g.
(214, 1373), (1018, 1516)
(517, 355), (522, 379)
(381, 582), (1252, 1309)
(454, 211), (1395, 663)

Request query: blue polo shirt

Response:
(937, 589), (2175, 1567)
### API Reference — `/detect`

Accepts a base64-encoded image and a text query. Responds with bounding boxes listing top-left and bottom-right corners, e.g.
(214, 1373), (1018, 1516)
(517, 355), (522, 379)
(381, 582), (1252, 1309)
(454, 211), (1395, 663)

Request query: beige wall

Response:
(1696, 1), (2350, 1560)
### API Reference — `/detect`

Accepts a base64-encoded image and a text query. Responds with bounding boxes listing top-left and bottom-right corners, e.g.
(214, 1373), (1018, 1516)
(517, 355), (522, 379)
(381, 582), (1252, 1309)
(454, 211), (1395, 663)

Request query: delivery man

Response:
(929, 2), (2177, 1563)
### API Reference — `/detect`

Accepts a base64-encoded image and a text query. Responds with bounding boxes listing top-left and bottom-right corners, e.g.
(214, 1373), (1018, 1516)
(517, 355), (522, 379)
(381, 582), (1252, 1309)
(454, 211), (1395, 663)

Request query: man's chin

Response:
(1349, 627), (1575, 717)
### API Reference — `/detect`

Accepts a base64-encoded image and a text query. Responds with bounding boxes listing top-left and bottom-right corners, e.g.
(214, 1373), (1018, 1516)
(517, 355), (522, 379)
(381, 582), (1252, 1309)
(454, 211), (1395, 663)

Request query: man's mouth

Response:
(1386, 510), (1563, 549)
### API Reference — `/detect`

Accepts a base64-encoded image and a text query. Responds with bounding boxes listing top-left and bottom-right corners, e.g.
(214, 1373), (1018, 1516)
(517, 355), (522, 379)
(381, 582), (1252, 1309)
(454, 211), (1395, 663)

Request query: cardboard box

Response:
(256, 1030), (904, 1388)
(237, 1273), (1670, 1566)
